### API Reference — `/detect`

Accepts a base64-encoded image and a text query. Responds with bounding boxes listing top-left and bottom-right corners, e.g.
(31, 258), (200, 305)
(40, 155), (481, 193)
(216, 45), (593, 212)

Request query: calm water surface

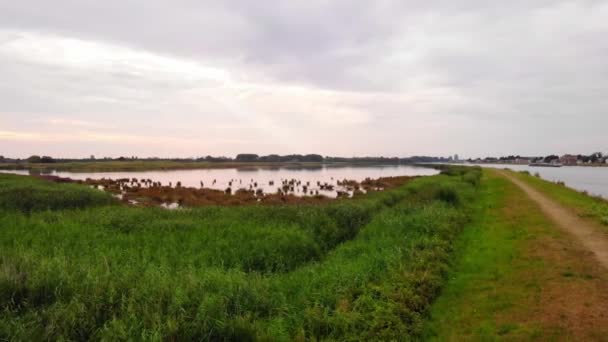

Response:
(1, 165), (439, 197)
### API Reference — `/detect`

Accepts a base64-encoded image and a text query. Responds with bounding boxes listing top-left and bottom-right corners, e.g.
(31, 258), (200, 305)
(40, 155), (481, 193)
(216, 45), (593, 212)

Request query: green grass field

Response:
(0, 168), (482, 340)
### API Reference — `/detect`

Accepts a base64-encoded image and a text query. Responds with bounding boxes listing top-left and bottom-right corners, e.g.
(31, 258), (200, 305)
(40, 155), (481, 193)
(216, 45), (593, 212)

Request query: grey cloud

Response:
(1, 1), (607, 157)
(1, 1), (600, 91)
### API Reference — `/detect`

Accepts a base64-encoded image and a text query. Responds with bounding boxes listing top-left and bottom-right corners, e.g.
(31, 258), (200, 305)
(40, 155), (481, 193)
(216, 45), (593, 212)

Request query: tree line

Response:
(0, 154), (452, 164)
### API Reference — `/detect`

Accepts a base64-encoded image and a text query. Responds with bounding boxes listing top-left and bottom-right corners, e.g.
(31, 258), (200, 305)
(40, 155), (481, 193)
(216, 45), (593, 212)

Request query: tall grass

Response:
(0, 168), (481, 340)
(0, 174), (115, 212)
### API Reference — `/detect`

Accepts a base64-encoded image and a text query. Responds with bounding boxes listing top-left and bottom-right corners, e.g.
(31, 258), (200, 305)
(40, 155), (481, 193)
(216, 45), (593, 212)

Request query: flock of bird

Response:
(89, 176), (356, 197)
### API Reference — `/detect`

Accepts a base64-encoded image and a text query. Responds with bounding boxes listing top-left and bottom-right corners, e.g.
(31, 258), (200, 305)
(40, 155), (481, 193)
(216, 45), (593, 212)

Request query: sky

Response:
(1, 0), (607, 159)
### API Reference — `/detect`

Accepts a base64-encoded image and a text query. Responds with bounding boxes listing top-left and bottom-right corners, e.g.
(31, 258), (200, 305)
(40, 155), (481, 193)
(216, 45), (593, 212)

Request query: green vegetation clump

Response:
(0, 174), (115, 212)
(0, 168), (481, 340)
(436, 186), (461, 206)
(437, 165), (481, 188)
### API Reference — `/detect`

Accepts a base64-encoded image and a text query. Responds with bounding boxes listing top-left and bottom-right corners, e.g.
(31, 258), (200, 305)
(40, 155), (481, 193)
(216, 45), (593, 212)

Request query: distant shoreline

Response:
(469, 162), (608, 168)
(0, 160), (425, 173)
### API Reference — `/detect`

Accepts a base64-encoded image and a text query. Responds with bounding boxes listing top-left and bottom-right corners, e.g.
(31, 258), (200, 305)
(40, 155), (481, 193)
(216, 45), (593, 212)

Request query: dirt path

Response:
(496, 169), (608, 270)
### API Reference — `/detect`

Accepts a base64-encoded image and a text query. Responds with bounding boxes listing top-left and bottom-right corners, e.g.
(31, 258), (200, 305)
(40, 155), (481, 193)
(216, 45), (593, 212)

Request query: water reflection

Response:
(0, 165), (439, 198)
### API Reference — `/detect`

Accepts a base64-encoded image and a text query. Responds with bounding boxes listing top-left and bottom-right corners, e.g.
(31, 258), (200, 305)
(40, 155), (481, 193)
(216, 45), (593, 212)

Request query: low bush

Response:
(463, 171), (481, 187)
(436, 186), (461, 206)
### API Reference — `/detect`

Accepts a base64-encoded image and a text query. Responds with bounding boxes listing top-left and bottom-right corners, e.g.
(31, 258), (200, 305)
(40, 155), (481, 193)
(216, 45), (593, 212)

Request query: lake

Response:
(471, 164), (608, 198)
(0, 165), (439, 197)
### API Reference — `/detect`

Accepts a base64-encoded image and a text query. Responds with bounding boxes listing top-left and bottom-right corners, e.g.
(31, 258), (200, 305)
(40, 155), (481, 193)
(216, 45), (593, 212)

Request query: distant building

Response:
(560, 154), (578, 166)
(454, 154), (459, 162)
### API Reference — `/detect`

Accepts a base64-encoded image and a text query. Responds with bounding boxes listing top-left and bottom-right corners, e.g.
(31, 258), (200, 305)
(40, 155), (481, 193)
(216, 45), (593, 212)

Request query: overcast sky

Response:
(1, 1), (607, 158)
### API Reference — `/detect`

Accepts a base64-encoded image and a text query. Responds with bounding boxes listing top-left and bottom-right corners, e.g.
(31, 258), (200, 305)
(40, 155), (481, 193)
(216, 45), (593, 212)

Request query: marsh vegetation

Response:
(0, 167), (481, 340)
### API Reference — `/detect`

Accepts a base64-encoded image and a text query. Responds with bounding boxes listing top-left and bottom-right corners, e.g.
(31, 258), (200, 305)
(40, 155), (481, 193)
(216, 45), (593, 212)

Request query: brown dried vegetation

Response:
(36, 175), (415, 207)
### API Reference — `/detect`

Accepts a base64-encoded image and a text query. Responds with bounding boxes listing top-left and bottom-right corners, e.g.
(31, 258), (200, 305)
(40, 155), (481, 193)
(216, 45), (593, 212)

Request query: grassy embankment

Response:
(0, 167), (481, 340)
(425, 169), (608, 340)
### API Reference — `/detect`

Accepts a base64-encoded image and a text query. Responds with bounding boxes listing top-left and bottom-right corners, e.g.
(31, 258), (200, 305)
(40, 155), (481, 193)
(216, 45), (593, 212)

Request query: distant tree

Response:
(302, 154), (323, 162)
(40, 156), (55, 163)
(202, 155), (232, 162)
(281, 154), (302, 162)
(588, 152), (602, 163)
(543, 155), (559, 163)
(590, 152), (602, 163)
(258, 154), (277, 162)
(27, 155), (41, 163)
(235, 154), (259, 162)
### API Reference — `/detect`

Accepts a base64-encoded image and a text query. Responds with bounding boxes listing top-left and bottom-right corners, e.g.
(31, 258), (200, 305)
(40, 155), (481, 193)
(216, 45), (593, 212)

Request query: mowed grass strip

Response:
(1, 168), (481, 340)
(425, 169), (608, 341)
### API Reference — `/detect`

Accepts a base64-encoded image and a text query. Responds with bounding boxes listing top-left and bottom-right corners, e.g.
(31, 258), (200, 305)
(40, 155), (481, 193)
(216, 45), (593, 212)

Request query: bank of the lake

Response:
(462, 163), (608, 198)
